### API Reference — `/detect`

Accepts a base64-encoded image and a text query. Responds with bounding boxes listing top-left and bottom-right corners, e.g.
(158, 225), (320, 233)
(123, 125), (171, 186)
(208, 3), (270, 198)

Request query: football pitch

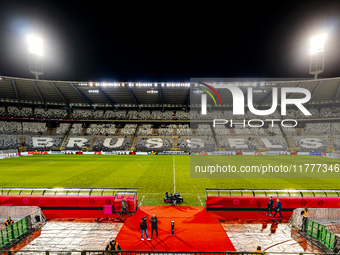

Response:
(1, 154), (340, 206)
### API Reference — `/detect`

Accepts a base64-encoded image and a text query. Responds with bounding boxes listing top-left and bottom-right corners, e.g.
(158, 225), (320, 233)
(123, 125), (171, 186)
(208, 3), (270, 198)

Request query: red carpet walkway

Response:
(116, 206), (236, 251)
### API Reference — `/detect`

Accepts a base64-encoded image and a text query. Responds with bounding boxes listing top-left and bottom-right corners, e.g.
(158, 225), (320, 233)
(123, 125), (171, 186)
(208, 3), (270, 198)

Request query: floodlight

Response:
(27, 35), (44, 80)
(27, 36), (43, 56)
(310, 34), (326, 55)
(309, 34), (327, 79)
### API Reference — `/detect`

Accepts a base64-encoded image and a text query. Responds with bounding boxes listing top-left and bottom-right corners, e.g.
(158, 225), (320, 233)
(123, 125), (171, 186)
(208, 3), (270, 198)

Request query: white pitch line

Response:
(139, 195), (145, 206)
(198, 196), (203, 206)
(173, 155), (176, 193)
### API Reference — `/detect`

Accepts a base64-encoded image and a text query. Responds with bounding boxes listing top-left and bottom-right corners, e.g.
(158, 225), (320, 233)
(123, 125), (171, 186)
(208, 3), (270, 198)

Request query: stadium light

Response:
(27, 36), (43, 56)
(27, 35), (43, 80)
(310, 34), (326, 54)
(309, 34), (326, 79)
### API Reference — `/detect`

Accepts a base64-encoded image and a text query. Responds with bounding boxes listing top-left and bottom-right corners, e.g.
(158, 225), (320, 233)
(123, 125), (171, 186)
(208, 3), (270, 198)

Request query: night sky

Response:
(0, 1), (340, 82)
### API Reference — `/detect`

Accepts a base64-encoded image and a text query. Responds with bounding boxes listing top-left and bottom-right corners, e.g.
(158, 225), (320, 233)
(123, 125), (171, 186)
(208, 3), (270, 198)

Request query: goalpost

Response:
(329, 150), (340, 159)
(0, 149), (19, 159)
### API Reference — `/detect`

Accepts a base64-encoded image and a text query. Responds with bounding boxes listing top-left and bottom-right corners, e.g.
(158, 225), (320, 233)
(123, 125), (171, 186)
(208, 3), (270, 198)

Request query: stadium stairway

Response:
(89, 137), (99, 148)
(59, 123), (73, 148)
(152, 128), (158, 136)
(172, 137), (178, 150)
(295, 127), (306, 136)
(287, 137), (297, 149)
(114, 128), (121, 135)
(46, 127), (57, 136)
(229, 129), (237, 136)
(327, 136), (334, 149)
(80, 127), (87, 136)
(211, 124), (221, 149)
(19, 135), (26, 147)
(253, 137), (263, 150)
(263, 128), (270, 135)
(116, 206), (236, 252)
(131, 136), (138, 150)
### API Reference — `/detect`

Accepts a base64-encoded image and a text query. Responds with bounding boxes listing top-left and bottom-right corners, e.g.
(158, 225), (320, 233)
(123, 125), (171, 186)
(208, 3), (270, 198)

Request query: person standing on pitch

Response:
(119, 198), (130, 217)
(272, 199), (283, 219)
(140, 216), (150, 241)
(266, 196), (274, 216)
(150, 214), (159, 239)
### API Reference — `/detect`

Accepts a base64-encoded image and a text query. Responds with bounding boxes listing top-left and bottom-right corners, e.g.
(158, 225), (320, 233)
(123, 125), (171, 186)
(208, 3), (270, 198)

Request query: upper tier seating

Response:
(72, 109), (104, 119)
(8, 107), (33, 117)
(126, 111), (150, 120)
(320, 107), (340, 118)
(283, 108), (318, 119)
(103, 111), (126, 120)
(175, 111), (189, 120)
(151, 111), (173, 120)
(35, 108), (68, 119)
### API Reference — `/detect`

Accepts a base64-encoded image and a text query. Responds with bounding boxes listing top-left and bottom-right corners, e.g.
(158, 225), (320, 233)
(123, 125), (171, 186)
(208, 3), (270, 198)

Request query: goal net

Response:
(0, 149), (19, 159)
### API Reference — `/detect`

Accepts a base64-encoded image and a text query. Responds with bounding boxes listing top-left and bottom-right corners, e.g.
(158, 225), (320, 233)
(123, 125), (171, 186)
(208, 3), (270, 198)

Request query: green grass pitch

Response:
(0, 154), (340, 206)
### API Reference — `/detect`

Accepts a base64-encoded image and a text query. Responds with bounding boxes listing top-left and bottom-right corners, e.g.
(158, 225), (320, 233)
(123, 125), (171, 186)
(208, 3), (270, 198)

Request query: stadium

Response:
(1, 74), (340, 253)
(2, 1), (340, 254)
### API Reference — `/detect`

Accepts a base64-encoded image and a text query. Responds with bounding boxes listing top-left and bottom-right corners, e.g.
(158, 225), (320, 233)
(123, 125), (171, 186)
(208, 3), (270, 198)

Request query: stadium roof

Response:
(1, 75), (340, 109)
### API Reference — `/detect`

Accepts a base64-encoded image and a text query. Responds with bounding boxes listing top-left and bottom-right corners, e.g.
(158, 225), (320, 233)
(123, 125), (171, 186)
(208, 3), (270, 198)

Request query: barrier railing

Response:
(0, 207), (46, 250)
(0, 217), (28, 247)
(289, 208), (340, 253)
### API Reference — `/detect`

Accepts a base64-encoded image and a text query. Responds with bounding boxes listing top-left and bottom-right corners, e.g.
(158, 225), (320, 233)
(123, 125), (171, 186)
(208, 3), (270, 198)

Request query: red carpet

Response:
(116, 206), (236, 251)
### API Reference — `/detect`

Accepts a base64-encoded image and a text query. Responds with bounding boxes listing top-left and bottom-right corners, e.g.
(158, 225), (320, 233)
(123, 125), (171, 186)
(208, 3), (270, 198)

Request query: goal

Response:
(0, 149), (19, 159)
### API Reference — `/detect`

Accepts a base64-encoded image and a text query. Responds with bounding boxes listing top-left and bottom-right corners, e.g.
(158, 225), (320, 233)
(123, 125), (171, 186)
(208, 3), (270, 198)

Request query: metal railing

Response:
(0, 207), (46, 250)
(288, 208), (340, 253)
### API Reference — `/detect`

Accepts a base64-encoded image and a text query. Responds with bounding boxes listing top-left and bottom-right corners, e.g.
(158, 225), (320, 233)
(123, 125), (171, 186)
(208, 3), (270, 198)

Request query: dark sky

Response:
(0, 1), (340, 82)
